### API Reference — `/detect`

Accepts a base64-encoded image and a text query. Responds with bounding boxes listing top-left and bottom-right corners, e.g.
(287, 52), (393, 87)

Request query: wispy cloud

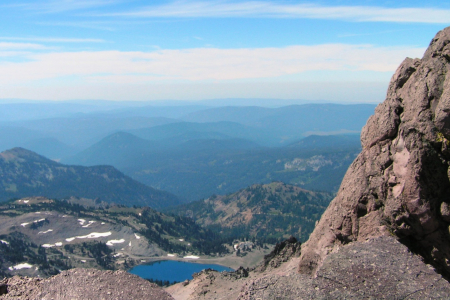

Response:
(0, 42), (48, 50)
(106, 1), (450, 24)
(0, 44), (425, 87)
(0, 37), (105, 43)
(36, 21), (115, 31)
(20, 0), (119, 13)
(337, 30), (408, 38)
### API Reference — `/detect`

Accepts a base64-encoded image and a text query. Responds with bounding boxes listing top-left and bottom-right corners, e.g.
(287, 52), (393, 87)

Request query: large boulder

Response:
(299, 26), (450, 278)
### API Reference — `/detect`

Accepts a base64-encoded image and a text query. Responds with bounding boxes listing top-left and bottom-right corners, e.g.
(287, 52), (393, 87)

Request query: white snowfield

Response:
(42, 242), (63, 248)
(9, 263), (33, 270)
(106, 239), (125, 246)
(66, 232), (112, 242)
(1, 240), (9, 245)
(167, 254), (175, 257)
(22, 218), (47, 227)
(183, 255), (200, 259)
(82, 221), (96, 228)
(38, 229), (53, 234)
(134, 234), (141, 239)
(78, 219), (86, 225)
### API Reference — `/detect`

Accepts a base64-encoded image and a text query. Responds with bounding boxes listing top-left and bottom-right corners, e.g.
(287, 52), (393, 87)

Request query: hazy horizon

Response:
(1, 0), (448, 103)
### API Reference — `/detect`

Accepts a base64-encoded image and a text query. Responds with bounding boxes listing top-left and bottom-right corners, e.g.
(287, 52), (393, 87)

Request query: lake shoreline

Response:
(129, 245), (274, 270)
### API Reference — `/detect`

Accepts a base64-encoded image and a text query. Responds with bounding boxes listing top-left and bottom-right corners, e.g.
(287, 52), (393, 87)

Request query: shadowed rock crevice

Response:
(298, 26), (450, 279)
(0, 285), (7, 296)
(255, 236), (301, 272)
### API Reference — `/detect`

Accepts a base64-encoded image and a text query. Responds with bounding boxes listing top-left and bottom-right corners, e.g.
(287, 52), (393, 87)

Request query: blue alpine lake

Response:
(129, 260), (234, 283)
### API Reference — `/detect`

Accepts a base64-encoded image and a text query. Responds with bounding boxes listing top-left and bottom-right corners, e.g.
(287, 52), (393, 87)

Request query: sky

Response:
(0, 0), (449, 103)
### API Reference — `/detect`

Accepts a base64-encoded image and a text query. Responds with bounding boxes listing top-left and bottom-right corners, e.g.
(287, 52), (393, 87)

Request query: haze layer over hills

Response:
(0, 102), (373, 202)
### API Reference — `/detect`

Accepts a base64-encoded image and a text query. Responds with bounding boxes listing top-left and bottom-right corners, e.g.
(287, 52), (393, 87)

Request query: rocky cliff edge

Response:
(299, 26), (450, 278)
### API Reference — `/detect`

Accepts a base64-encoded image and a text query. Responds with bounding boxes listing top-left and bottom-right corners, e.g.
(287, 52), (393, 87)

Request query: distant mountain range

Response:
(0, 102), (372, 203)
(64, 133), (361, 201)
(0, 103), (375, 160)
(0, 148), (180, 208)
(181, 104), (375, 137)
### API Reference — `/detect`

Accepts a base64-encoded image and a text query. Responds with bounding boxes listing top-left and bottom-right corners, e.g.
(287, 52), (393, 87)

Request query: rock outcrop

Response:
(299, 26), (450, 278)
(239, 236), (450, 299)
(0, 268), (174, 300)
(255, 236), (301, 272)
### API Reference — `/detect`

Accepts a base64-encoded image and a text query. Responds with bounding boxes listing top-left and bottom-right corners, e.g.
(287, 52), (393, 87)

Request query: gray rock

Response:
(299, 26), (450, 278)
(238, 236), (450, 299)
(254, 236), (301, 272)
(0, 268), (174, 300)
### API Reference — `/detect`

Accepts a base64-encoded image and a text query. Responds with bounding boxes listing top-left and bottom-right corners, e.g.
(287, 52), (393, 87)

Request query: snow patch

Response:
(78, 219), (86, 225)
(65, 232), (112, 242)
(179, 239), (184, 242)
(167, 254), (175, 257)
(81, 260), (86, 263)
(42, 242), (62, 248)
(1, 240), (9, 245)
(38, 229), (53, 234)
(183, 255), (199, 259)
(106, 239), (125, 246)
(82, 221), (96, 228)
(21, 218), (46, 226)
(134, 234), (141, 240)
(23, 200), (29, 204)
(113, 252), (123, 257)
(9, 263), (33, 270)
(129, 241), (132, 247)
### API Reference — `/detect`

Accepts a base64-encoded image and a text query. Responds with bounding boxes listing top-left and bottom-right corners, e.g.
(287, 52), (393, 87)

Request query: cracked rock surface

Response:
(299, 26), (450, 278)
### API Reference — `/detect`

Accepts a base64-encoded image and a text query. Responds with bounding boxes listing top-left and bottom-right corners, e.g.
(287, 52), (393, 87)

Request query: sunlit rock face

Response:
(299, 26), (450, 278)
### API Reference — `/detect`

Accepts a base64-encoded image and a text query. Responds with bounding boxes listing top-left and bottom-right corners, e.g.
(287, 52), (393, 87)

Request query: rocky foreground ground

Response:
(165, 236), (450, 300)
(0, 269), (174, 300)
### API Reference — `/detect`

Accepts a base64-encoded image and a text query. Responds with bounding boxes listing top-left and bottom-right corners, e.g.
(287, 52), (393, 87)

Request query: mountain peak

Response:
(0, 147), (180, 208)
(0, 147), (55, 165)
(299, 26), (450, 277)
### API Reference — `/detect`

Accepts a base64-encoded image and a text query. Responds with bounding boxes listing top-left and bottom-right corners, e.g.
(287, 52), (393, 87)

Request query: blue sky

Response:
(0, 0), (449, 103)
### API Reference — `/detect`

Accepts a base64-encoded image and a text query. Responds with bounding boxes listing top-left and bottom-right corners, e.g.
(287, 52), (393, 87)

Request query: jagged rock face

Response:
(255, 236), (301, 272)
(299, 26), (450, 277)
